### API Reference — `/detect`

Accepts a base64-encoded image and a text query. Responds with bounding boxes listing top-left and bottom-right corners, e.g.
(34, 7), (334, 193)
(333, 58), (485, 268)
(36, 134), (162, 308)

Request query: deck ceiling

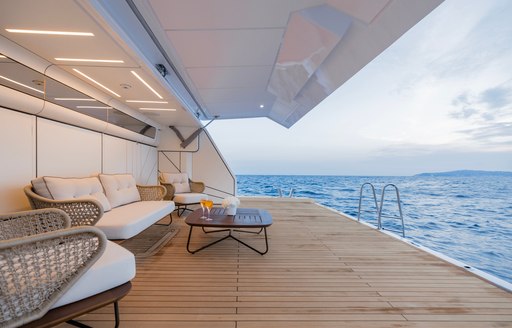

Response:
(0, 0), (199, 128)
(132, 0), (443, 127)
(0, 0), (443, 129)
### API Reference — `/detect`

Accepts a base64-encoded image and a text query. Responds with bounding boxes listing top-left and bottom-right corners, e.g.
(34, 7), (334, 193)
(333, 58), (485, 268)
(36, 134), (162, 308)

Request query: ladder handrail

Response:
(276, 187), (294, 198)
(357, 182), (379, 221)
(378, 183), (405, 237)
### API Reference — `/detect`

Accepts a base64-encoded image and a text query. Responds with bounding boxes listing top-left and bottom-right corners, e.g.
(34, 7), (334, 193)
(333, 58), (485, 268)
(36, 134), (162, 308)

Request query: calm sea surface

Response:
(236, 175), (512, 284)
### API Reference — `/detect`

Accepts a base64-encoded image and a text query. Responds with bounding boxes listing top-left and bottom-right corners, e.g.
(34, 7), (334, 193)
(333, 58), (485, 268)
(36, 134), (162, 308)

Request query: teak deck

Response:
(69, 198), (512, 327)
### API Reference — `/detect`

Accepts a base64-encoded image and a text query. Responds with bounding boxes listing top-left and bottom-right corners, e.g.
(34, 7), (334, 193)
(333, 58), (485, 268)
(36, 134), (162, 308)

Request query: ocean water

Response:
(237, 175), (512, 284)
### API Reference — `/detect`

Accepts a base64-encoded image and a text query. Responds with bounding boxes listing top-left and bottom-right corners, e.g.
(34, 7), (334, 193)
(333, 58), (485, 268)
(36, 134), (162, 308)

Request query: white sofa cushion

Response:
(99, 174), (141, 208)
(173, 192), (206, 204)
(95, 201), (175, 239)
(43, 176), (112, 212)
(161, 172), (191, 193)
(51, 241), (135, 308)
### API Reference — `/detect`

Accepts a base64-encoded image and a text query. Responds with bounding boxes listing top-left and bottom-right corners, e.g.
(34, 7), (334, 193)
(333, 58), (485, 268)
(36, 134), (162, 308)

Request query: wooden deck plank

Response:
(63, 198), (511, 327)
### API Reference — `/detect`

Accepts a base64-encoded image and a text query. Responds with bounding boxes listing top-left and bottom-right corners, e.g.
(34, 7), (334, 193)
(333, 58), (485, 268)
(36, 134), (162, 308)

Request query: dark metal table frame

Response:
(185, 208), (272, 255)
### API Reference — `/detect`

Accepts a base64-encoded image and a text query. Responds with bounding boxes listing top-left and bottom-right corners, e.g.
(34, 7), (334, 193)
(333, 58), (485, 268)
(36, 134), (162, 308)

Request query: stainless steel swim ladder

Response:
(358, 183), (405, 237)
(277, 188), (294, 197)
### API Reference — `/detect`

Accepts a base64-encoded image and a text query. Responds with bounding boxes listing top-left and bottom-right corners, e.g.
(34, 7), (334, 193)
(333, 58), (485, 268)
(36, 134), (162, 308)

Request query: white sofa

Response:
(24, 173), (175, 239)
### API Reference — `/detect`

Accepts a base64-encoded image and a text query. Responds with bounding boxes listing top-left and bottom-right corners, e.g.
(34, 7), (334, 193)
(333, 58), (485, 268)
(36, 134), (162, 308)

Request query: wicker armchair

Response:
(159, 172), (206, 216)
(0, 209), (106, 328)
(24, 184), (165, 227)
(160, 180), (205, 200)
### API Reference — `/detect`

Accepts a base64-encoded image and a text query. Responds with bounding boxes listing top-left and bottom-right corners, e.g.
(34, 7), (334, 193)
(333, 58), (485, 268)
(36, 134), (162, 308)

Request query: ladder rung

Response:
(380, 214), (402, 219)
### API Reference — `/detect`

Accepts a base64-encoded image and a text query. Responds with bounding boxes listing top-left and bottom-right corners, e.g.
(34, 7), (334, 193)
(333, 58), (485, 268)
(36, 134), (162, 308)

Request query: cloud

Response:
(479, 86), (511, 108)
(451, 93), (469, 106)
(450, 107), (478, 119)
(459, 122), (512, 139)
(450, 85), (512, 122)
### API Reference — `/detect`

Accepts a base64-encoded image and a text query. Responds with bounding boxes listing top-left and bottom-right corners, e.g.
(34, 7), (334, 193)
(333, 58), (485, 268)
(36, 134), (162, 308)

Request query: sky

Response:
(206, 0), (512, 176)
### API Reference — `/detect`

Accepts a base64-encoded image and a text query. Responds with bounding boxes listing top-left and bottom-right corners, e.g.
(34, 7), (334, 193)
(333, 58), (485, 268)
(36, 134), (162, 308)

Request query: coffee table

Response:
(185, 207), (272, 255)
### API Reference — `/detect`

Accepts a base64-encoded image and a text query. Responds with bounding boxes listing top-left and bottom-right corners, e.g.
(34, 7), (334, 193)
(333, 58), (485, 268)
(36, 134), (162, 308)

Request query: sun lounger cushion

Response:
(161, 172), (191, 193)
(99, 174), (141, 208)
(95, 200), (174, 239)
(43, 176), (112, 212)
(51, 240), (135, 308)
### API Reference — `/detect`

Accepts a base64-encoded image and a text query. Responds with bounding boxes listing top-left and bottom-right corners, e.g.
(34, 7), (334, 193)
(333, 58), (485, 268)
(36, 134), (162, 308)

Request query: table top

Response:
(185, 207), (272, 228)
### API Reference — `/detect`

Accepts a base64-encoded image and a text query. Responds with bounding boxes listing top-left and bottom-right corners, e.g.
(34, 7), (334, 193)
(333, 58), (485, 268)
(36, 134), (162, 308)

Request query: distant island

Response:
(415, 170), (512, 177)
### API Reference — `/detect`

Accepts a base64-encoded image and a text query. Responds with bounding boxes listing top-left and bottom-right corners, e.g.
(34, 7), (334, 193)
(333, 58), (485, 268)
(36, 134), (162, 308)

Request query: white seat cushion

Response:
(161, 172), (191, 193)
(43, 176), (112, 212)
(173, 192), (207, 204)
(99, 174), (141, 208)
(51, 241), (135, 308)
(96, 201), (175, 239)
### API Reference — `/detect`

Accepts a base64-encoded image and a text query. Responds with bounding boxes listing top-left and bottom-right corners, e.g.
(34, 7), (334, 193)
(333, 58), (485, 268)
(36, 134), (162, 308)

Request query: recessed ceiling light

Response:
(126, 100), (168, 104)
(130, 71), (163, 99)
(139, 108), (176, 111)
(72, 68), (121, 98)
(54, 97), (96, 101)
(259, 104), (265, 108)
(5, 29), (94, 36)
(0, 74), (44, 94)
(76, 106), (112, 109)
(55, 58), (124, 63)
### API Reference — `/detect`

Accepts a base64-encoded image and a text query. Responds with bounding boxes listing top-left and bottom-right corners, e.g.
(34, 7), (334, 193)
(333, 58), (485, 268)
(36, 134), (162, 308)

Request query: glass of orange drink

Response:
(205, 200), (214, 221)
(200, 199), (208, 219)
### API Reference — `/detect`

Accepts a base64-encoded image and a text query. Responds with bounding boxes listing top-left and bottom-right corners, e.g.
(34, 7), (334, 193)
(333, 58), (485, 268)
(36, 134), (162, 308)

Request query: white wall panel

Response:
(158, 151), (181, 174)
(137, 144), (158, 185)
(37, 118), (102, 177)
(158, 128), (199, 151)
(192, 132), (236, 201)
(0, 108), (36, 212)
(103, 135), (129, 174)
(127, 141), (136, 176)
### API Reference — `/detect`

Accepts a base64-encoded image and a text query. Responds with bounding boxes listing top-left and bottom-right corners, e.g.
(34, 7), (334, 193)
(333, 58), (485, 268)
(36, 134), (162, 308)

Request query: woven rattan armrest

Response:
(190, 180), (205, 193)
(0, 226), (107, 328)
(159, 181), (176, 200)
(24, 185), (104, 226)
(136, 184), (166, 201)
(0, 208), (71, 240)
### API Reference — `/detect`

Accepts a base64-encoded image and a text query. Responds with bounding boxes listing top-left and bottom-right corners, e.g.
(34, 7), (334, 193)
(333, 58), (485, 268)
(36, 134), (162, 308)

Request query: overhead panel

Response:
(188, 66), (273, 90)
(268, 4), (352, 104)
(167, 29), (284, 68)
(327, 0), (390, 24)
